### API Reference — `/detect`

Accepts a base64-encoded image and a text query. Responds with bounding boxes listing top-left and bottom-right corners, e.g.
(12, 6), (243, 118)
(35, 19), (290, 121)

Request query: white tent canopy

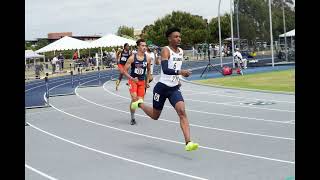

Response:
(89, 34), (136, 48)
(279, 29), (295, 37)
(35, 36), (91, 53)
(25, 50), (45, 59)
(25, 50), (45, 65)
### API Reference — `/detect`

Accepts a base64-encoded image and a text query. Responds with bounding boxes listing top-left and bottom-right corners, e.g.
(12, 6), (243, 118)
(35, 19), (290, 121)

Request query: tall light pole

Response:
(268, 0), (274, 67)
(218, 0), (222, 67)
(236, 0), (240, 49)
(230, 0), (235, 68)
(206, 19), (209, 59)
(282, 0), (288, 61)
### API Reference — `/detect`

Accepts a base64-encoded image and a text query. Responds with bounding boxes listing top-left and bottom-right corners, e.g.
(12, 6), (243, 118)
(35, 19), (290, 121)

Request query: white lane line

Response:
(25, 164), (59, 180)
(104, 81), (294, 125)
(27, 123), (209, 180)
(25, 73), (91, 86)
(26, 109), (58, 115)
(42, 74), (111, 95)
(26, 100), (128, 116)
(25, 73), (108, 92)
(25, 78), (68, 92)
(25, 80), (46, 86)
(220, 99), (250, 104)
(25, 73), (96, 87)
(25, 76), (71, 86)
(26, 100), (129, 115)
(182, 92), (213, 96)
(182, 90), (221, 95)
(182, 98), (294, 113)
(77, 87), (294, 141)
(44, 93), (295, 164)
(284, 120), (295, 123)
(88, 82), (294, 140)
(181, 89), (295, 104)
(41, 77), (295, 165)
(25, 74), (112, 115)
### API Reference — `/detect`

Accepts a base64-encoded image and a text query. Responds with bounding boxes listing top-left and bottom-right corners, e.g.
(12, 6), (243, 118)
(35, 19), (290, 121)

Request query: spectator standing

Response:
(73, 50), (78, 61)
(58, 53), (65, 70)
(51, 56), (58, 73)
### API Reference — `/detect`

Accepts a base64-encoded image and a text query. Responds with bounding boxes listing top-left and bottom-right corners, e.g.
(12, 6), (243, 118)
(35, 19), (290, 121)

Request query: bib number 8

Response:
(134, 68), (144, 75)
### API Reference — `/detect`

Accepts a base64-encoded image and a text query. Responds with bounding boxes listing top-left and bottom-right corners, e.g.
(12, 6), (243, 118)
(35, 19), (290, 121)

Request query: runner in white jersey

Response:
(158, 45), (183, 87)
(131, 27), (199, 151)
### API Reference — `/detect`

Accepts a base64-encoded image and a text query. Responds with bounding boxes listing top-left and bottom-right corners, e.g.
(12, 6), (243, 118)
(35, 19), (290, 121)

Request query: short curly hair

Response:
(165, 27), (181, 37)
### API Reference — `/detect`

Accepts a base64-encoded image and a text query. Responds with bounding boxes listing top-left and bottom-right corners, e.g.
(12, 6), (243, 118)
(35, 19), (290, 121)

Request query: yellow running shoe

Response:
(115, 80), (120, 91)
(131, 99), (144, 110)
(185, 141), (199, 151)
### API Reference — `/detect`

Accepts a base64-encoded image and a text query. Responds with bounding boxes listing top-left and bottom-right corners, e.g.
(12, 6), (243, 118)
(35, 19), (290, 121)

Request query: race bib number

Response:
(121, 57), (127, 61)
(172, 63), (177, 70)
(171, 75), (179, 82)
(134, 68), (144, 75)
(154, 93), (160, 102)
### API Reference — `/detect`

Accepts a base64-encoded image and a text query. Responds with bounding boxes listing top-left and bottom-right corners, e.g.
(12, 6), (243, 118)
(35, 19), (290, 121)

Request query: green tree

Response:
(207, 13), (235, 44)
(142, 11), (207, 47)
(35, 39), (50, 50)
(25, 42), (36, 50)
(140, 0), (295, 49)
(235, 0), (295, 44)
(117, 25), (134, 38)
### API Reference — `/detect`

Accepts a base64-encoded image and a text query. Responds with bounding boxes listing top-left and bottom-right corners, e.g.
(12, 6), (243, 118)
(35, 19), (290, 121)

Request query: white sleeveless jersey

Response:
(159, 46), (183, 87)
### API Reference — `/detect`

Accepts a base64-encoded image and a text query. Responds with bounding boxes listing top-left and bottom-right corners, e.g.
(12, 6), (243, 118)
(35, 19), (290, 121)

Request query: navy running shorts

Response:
(153, 82), (184, 110)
